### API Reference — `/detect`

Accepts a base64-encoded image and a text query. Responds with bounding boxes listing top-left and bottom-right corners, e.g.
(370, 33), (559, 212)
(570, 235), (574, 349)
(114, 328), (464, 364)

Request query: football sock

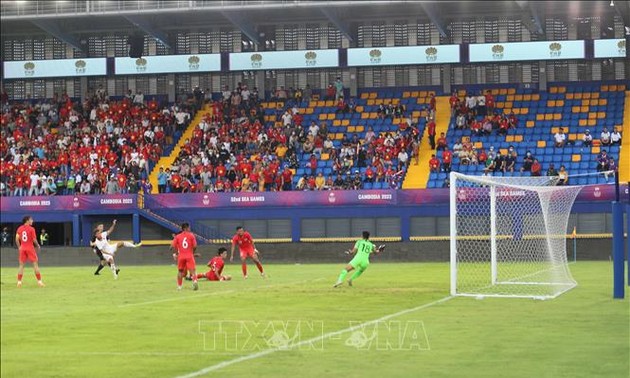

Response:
(337, 269), (348, 283)
(196, 273), (205, 279)
(110, 263), (118, 275)
(255, 261), (264, 273)
(95, 264), (105, 274)
(35, 272), (42, 281)
(17, 273), (23, 281)
(177, 277), (183, 286)
(350, 269), (364, 281)
(242, 263), (247, 276)
(123, 241), (136, 248)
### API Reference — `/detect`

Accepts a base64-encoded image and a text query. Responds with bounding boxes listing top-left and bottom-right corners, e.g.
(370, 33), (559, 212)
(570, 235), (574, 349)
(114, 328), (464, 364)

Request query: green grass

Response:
(1, 262), (628, 378)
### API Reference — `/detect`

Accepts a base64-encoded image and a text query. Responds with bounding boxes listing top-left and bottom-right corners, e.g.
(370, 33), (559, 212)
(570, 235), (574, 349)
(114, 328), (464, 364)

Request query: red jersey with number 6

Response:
(16, 225), (37, 252)
(172, 231), (197, 257)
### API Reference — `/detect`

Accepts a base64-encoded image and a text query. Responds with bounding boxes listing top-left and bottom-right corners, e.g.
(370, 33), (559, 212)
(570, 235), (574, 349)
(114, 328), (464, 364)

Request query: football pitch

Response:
(1, 262), (628, 378)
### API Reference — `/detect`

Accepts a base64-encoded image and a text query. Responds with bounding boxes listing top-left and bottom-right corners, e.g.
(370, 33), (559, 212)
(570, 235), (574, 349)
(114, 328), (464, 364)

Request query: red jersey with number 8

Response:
(172, 231), (197, 257)
(16, 225), (36, 252)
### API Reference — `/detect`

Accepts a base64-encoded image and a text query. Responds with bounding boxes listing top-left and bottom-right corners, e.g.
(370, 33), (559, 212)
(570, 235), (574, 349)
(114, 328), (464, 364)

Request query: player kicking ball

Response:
(16, 215), (45, 288)
(91, 219), (141, 279)
(230, 226), (265, 279)
(333, 231), (385, 288)
(195, 247), (232, 282)
(171, 223), (199, 291)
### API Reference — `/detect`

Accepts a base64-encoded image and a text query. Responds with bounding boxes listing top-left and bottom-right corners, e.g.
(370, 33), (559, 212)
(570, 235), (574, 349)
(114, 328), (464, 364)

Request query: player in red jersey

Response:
(196, 247), (232, 281)
(171, 223), (199, 290)
(15, 215), (44, 288)
(230, 226), (265, 279)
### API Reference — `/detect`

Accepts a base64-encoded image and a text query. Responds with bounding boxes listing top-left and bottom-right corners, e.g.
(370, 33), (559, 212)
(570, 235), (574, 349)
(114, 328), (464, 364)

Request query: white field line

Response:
(174, 296), (454, 378)
(118, 277), (326, 308)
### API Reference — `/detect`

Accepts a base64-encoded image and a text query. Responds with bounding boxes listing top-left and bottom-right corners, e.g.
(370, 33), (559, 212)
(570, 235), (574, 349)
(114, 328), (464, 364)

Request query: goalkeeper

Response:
(334, 231), (385, 287)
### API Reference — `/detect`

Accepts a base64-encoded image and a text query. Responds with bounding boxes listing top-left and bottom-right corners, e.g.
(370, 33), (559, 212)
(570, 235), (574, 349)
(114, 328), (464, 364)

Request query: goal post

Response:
(449, 172), (583, 299)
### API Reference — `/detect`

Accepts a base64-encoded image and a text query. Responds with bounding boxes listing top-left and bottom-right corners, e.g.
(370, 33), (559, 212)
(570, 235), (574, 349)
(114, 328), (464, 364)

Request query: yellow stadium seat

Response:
(572, 154), (581, 162)
(319, 114), (327, 121)
(506, 135), (515, 142)
(514, 94), (523, 101)
(558, 87), (567, 93)
(568, 134), (577, 141)
(419, 91), (427, 97)
(578, 119), (587, 126)
(341, 119), (350, 126)
(500, 149), (508, 156)
(336, 133), (344, 140)
(618, 84), (626, 91)
(361, 113), (369, 119)
(531, 94), (540, 101)
(598, 99), (607, 106)
(592, 146), (600, 154)
(355, 106), (364, 113)
(587, 119), (596, 126)
(601, 85), (609, 91)
(333, 120), (341, 126)
(544, 114), (553, 121)
(499, 89), (507, 95)
(574, 93), (583, 100)
(403, 91), (411, 98)
(505, 101), (513, 108)
(523, 94), (532, 101)
(417, 98), (426, 104)
(551, 127), (559, 134)
(309, 101), (317, 108)
(591, 92), (599, 99)
(369, 112), (378, 119)
(355, 126), (364, 133)
(392, 99), (400, 105)
(325, 101), (334, 107)
(597, 112), (606, 119)
(556, 100), (564, 107)
(580, 106), (589, 113)
(514, 135), (523, 142)
(550, 87), (558, 94)
(375, 99), (384, 105)
(572, 106), (581, 113)
(537, 141), (546, 148)
(507, 95), (515, 102)
(521, 108), (529, 114)
(369, 93), (377, 99)
(553, 114), (562, 120)
(526, 120), (535, 128)
(609, 85), (617, 91)
(462, 136), (470, 143)
(411, 91), (419, 97)
(317, 101), (325, 107)
(588, 112), (596, 119)
(327, 114), (335, 120)
(582, 99), (590, 106)
(507, 88), (516, 94)
(360, 93), (369, 99)
(513, 109), (521, 115)
(321, 153), (330, 160)
(547, 100), (556, 107)
(566, 93), (574, 100)
(306, 108), (314, 114)
(583, 93), (592, 99)
(367, 99), (375, 106)
(491, 89), (499, 95)
(536, 114), (544, 121)
(348, 126), (356, 132)
(474, 142), (483, 149)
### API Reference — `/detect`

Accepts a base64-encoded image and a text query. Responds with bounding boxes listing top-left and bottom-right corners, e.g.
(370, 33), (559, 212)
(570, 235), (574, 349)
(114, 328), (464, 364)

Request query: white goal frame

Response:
(449, 172), (580, 300)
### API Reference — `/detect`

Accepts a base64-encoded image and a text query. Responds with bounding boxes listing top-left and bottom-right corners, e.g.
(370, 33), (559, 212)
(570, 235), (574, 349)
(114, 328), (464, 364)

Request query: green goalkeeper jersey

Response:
(354, 239), (375, 259)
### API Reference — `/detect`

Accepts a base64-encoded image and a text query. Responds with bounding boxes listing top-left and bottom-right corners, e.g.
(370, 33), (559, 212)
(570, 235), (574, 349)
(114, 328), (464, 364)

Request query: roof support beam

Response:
(123, 14), (171, 50)
(30, 19), (83, 52)
(220, 11), (260, 46)
(419, 2), (447, 39)
(515, 1), (545, 36)
(320, 8), (354, 43)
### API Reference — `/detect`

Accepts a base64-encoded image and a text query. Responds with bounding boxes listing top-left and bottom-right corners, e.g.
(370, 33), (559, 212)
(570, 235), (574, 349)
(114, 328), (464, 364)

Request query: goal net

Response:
(449, 172), (583, 299)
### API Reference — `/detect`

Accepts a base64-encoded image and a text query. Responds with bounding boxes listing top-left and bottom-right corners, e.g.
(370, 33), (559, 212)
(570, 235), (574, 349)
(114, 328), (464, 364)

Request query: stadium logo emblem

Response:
(369, 49), (382, 64)
(24, 62), (35, 76)
(618, 40), (626, 55)
(250, 53), (263, 68)
(425, 47), (438, 62)
(491, 45), (504, 60)
(305, 51), (318, 66)
(188, 55), (200, 70)
(328, 192), (336, 203)
(549, 42), (562, 58)
(593, 187), (601, 198)
(73, 197), (80, 208)
(75, 60), (87, 74)
(202, 194), (210, 205)
(135, 58), (148, 72)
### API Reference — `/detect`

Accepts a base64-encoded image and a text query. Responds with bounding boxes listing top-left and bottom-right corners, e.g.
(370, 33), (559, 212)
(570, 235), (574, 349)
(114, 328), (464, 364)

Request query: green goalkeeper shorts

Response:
(349, 255), (369, 270)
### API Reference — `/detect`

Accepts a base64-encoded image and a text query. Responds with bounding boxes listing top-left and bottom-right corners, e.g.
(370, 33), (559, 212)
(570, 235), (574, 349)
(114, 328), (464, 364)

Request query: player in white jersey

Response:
(90, 219), (141, 279)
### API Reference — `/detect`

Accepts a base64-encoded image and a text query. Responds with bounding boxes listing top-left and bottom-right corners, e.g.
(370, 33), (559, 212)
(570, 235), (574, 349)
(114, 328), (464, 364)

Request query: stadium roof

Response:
(1, 1), (627, 46)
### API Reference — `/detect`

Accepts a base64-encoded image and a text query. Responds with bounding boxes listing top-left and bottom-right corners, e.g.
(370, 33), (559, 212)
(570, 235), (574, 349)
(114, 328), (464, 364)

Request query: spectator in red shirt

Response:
(429, 154), (440, 173)
(441, 147), (453, 173)
(436, 132), (447, 151)
(531, 159), (542, 176)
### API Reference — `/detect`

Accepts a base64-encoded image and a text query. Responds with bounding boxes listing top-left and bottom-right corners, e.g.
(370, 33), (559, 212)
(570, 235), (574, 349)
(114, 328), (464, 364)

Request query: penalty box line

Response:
(174, 295), (454, 378)
(119, 277), (326, 308)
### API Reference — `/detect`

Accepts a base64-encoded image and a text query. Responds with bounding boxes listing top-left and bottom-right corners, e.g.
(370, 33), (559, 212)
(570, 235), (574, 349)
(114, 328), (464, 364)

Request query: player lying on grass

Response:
(193, 247), (232, 281)
(334, 231), (385, 288)
(16, 215), (45, 288)
(90, 219), (141, 279)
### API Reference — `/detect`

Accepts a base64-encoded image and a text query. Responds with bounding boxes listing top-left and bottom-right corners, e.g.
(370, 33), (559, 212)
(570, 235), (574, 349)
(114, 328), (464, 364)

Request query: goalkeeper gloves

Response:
(377, 244), (386, 253)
